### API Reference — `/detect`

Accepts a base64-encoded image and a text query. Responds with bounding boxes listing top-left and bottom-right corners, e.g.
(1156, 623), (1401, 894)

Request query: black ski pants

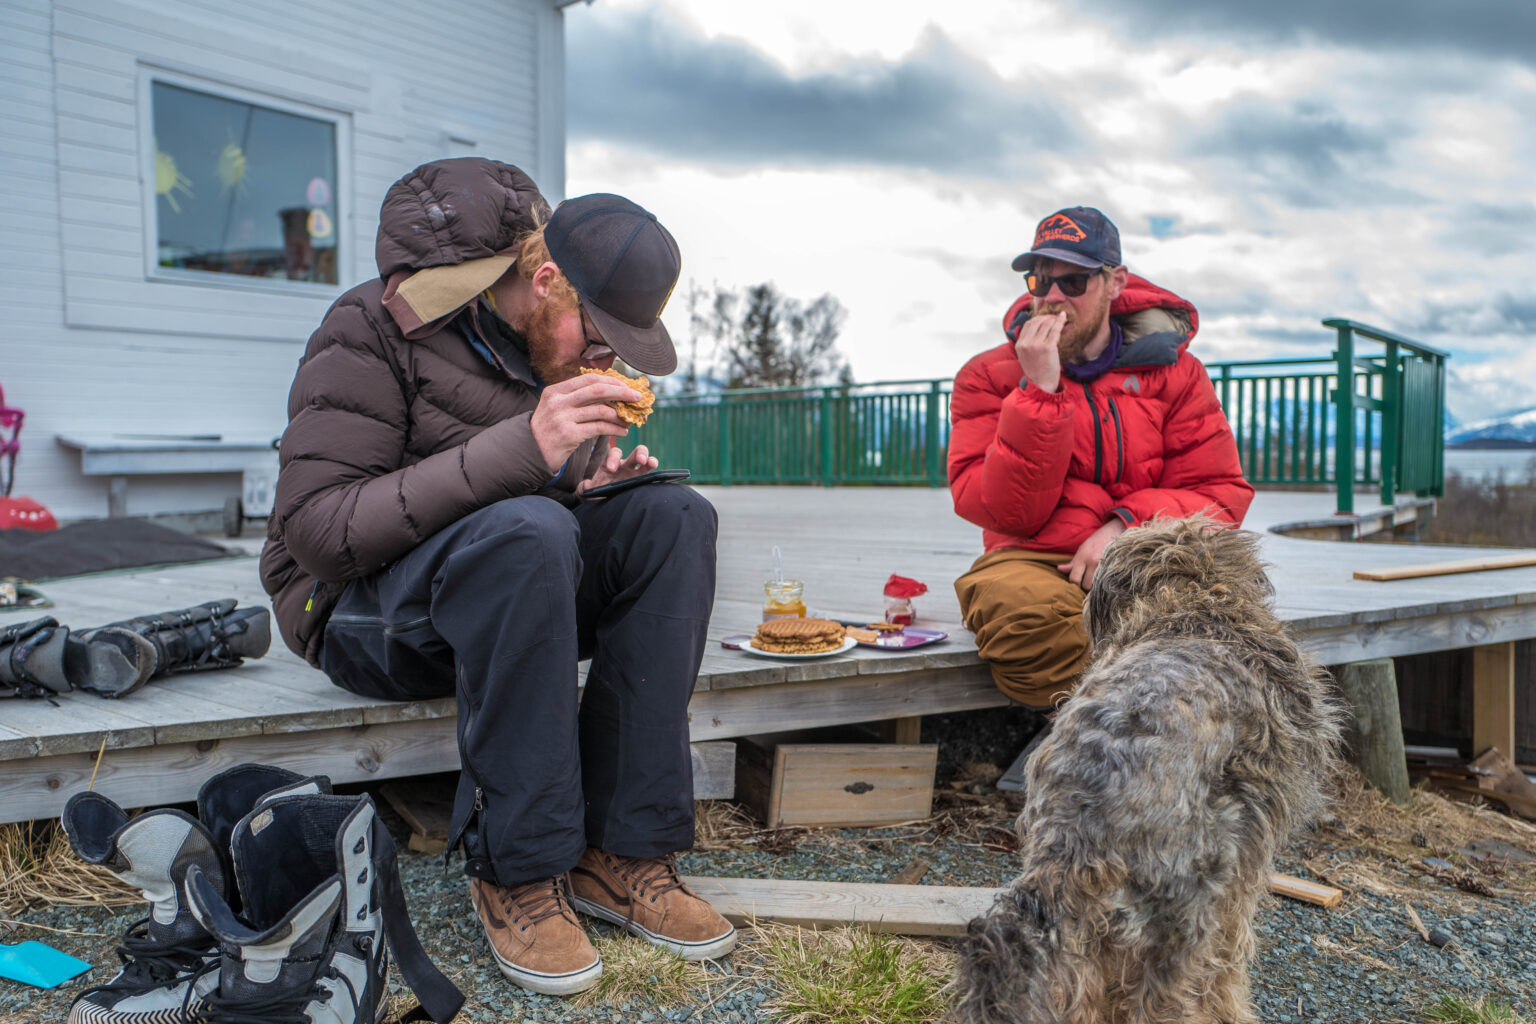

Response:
(317, 484), (717, 886)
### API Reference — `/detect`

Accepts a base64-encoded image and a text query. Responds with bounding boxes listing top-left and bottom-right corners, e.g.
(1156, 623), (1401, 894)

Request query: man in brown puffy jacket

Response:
(260, 158), (734, 996)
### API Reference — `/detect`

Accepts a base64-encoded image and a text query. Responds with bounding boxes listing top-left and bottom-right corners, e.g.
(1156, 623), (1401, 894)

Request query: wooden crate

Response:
(736, 734), (938, 828)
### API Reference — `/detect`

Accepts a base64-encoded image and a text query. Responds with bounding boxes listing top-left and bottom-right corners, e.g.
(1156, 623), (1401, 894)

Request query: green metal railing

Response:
(1208, 357), (1337, 489)
(632, 319), (1447, 508)
(1325, 318), (1447, 513)
(1209, 320), (1448, 511)
(628, 379), (951, 486)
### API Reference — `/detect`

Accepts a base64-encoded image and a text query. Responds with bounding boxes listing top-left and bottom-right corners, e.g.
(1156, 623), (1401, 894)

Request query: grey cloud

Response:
(1187, 288), (1281, 321)
(1415, 292), (1536, 335)
(1184, 98), (1402, 208)
(565, 8), (1075, 176)
(1078, 0), (1535, 65)
(1434, 203), (1536, 259)
(1244, 326), (1346, 352)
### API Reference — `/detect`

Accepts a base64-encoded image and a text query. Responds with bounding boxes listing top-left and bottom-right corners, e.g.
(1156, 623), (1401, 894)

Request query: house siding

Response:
(0, 0), (565, 519)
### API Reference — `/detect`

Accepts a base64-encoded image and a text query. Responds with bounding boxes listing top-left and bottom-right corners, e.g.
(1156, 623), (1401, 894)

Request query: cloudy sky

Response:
(563, 0), (1536, 423)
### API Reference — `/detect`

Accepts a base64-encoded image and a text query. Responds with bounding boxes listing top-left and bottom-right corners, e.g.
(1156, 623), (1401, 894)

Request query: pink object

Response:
(883, 574), (928, 599)
(882, 574), (927, 625)
(0, 384), (58, 531)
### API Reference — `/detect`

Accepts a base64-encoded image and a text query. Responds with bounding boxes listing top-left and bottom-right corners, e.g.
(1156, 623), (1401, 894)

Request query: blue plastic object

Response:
(0, 940), (91, 988)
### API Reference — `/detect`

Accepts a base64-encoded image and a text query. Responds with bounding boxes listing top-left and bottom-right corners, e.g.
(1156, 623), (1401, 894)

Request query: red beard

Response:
(1034, 286), (1112, 364)
(525, 298), (581, 384)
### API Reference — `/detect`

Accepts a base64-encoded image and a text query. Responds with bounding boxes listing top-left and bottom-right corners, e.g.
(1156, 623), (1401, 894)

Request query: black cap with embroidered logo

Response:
(545, 193), (680, 375)
(1011, 206), (1121, 272)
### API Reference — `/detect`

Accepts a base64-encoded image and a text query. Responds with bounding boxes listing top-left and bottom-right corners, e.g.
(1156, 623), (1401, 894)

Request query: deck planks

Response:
(2, 486), (1534, 822)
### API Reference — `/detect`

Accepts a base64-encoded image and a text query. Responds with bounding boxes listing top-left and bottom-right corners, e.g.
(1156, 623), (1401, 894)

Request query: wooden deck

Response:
(2, 487), (1533, 823)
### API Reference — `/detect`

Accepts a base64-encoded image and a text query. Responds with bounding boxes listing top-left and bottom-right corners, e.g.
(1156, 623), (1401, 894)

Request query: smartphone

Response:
(580, 468), (691, 500)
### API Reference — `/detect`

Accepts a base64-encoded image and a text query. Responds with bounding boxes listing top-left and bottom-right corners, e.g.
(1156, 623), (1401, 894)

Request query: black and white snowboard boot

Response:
(185, 792), (463, 1024)
(61, 765), (331, 1023)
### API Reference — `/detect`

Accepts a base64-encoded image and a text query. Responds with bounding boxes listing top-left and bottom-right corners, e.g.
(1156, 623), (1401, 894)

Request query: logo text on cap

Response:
(1035, 214), (1087, 247)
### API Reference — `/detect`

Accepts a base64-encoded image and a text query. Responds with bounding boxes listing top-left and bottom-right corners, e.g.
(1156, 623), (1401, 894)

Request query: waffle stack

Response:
(750, 617), (847, 654)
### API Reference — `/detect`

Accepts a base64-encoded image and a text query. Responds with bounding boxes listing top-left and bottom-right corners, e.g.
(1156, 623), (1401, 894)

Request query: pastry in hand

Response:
(581, 367), (655, 426)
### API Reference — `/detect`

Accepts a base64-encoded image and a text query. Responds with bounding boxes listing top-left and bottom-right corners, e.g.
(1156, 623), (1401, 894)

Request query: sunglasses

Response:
(579, 306), (614, 361)
(1024, 269), (1101, 298)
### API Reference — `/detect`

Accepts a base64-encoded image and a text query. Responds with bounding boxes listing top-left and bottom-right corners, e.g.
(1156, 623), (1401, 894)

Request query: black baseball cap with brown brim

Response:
(545, 193), (681, 376)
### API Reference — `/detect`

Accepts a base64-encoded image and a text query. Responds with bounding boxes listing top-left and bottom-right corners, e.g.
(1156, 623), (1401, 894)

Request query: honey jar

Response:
(762, 579), (806, 620)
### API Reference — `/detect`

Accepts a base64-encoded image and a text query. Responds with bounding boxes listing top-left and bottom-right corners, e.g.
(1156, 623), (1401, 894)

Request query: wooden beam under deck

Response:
(1473, 641), (1517, 760)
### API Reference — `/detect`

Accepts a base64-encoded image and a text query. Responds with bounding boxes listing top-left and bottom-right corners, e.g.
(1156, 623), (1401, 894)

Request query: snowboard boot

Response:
(62, 627), (158, 699)
(62, 764), (332, 1024)
(2, 614), (159, 701)
(82, 599), (272, 691)
(0, 615), (72, 700)
(185, 793), (463, 1024)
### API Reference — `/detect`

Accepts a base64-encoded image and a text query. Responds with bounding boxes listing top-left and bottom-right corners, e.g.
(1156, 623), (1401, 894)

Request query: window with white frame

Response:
(149, 79), (341, 286)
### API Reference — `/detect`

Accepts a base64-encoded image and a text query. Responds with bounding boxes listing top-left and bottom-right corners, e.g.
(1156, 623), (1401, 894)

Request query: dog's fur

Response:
(953, 517), (1344, 1024)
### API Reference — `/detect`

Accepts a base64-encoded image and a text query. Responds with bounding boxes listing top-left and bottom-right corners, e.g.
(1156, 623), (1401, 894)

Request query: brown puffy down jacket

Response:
(260, 158), (602, 666)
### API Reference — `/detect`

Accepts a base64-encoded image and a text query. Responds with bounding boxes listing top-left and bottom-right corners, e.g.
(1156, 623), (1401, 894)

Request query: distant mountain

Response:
(1446, 404), (1536, 447)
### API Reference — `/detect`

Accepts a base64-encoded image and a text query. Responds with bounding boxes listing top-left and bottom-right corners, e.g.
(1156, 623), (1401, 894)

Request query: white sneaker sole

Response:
(570, 896), (739, 960)
(487, 945), (602, 996)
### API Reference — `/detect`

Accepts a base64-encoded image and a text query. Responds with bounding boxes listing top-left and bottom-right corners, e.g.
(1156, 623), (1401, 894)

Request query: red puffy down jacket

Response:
(948, 274), (1253, 555)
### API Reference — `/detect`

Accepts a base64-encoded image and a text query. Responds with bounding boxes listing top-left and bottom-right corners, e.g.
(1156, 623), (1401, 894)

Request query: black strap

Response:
(370, 816), (465, 1024)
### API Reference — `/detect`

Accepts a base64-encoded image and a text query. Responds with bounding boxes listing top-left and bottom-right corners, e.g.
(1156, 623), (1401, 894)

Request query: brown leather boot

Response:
(568, 849), (737, 959)
(470, 876), (601, 995)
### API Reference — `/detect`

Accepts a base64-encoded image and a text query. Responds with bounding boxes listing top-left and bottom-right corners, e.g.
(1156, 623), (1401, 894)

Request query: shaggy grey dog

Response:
(953, 517), (1344, 1024)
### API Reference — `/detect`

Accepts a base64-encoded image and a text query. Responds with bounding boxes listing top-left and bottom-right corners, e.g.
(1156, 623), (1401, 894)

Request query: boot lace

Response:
(608, 852), (688, 904)
(74, 916), (212, 1001)
(184, 961), (362, 1024)
(499, 875), (578, 932)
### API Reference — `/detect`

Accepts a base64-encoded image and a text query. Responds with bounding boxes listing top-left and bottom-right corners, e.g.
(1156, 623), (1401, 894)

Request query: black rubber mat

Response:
(0, 519), (238, 580)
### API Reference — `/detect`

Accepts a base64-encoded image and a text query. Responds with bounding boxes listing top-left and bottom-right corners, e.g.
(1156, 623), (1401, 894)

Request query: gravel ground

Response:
(4, 707), (1534, 1023)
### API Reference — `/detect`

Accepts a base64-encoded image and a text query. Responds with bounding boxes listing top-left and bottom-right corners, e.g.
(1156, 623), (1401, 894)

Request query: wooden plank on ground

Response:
(380, 778), (453, 854)
(1430, 780), (1536, 820)
(1470, 747), (1536, 820)
(1353, 554), (1536, 582)
(682, 876), (996, 936)
(1269, 872), (1343, 908)
(684, 872), (1343, 936)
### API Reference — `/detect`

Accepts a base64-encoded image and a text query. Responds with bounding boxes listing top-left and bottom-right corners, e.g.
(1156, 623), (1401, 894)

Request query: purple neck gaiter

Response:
(1062, 318), (1123, 384)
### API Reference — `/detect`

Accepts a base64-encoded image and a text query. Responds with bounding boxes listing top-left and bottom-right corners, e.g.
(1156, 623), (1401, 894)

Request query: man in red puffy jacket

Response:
(948, 206), (1253, 708)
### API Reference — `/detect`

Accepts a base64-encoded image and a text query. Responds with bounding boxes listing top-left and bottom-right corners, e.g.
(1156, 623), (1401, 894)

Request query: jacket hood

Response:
(375, 158), (551, 278)
(1003, 273), (1199, 368)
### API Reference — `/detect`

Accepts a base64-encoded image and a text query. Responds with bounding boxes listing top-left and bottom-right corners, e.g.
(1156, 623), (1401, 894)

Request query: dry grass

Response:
(0, 819), (135, 918)
(692, 798), (763, 849)
(1427, 993), (1532, 1024)
(1308, 768), (1536, 899)
(569, 933), (720, 1010)
(1421, 464), (1536, 547)
(742, 923), (952, 1024)
(691, 762), (1024, 864)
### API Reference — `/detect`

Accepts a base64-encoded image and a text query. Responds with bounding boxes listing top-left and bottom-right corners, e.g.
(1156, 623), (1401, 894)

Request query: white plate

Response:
(724, 635), (859, 659)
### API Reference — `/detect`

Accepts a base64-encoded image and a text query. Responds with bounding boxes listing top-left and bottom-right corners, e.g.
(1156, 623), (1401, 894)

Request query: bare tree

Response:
(687, 281), (851, 389)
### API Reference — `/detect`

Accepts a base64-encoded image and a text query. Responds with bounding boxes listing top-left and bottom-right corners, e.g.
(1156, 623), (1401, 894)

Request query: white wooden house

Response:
(1, 0), (575, 523)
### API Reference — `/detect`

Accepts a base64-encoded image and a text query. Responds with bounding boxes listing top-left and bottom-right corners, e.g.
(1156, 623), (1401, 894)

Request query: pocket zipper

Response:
(326, 613), (432, 636)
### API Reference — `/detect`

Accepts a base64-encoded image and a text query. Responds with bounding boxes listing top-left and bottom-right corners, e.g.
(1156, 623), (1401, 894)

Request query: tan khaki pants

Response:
(954, 548), (1088, 709)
